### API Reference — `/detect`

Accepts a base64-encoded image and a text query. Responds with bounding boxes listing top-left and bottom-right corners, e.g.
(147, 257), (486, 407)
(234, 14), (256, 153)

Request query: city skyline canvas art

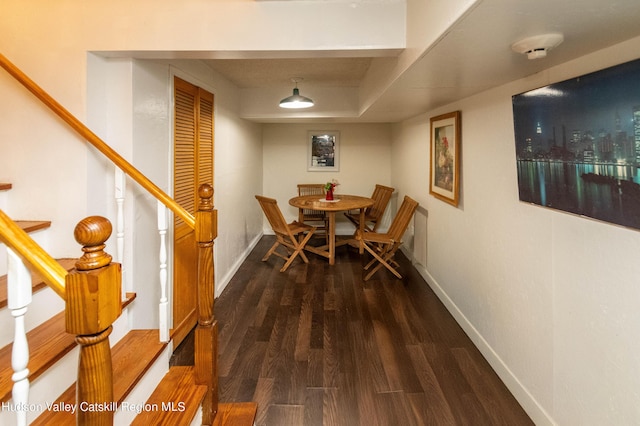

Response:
(512, 58), (640, 230)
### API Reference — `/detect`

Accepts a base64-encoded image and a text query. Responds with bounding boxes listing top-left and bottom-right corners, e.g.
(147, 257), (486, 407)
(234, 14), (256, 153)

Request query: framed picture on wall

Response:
(429, 111), (461, 206)
(512, 58), (640, 230)
(308, 131), (340, 171)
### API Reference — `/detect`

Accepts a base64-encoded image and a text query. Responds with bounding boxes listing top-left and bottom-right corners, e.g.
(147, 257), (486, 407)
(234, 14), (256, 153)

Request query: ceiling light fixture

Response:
(511, 33), (564, 60)
(279, 78), (314, 109)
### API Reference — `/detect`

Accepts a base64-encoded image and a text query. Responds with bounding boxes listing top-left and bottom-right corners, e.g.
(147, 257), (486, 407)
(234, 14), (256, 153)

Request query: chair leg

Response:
(362, 244), (402, 280)
(296, 231), (315, 264)
(280, 230), (315, 272)
(262, 240), (280, 262)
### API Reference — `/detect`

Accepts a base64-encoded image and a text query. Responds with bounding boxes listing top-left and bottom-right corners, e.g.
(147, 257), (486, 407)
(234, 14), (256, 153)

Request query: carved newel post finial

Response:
(74, 216), (112, 271)
(199, 183), (213, 211)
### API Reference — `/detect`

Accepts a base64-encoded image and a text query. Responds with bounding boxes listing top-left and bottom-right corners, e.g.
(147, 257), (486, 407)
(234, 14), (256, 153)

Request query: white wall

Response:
(0, 0), (403, 274)
(86, 56), (264, 326)
(262, 123), (393, 234)
(392, 36), (640, 425)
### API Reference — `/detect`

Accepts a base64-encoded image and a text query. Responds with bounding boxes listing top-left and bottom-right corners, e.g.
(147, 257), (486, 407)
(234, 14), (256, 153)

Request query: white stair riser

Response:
(0, 346), (79, 425)
(0, 286), (64, 349)
(0, 304), (134, 426)
(0, 244), (6, 277)
(0, 190), (8, 214)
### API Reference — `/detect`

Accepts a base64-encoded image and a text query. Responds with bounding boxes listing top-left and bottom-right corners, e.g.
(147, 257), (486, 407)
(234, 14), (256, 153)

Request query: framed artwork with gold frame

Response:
(429, 111), (461, 206)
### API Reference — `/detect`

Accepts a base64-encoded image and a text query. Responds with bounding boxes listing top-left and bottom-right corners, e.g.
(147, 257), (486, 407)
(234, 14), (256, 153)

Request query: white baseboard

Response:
(216, 232), (262, 298)
(401, 247), (555, 426)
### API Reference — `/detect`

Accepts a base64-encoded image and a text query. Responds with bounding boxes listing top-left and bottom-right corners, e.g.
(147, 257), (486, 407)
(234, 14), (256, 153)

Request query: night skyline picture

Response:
(512, 58), (640, 230)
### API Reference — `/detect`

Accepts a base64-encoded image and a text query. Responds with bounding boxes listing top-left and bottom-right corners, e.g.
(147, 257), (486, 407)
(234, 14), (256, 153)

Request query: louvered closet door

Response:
(173, 77), (214, 348)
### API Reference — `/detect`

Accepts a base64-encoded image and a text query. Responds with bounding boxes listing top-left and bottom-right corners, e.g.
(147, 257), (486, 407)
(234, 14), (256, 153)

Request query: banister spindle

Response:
(194, 184), (219, 425)
(65, 216), (122, 425)
(7, 248), (32, 426)
(157, 201), (169, 342)
(115, 167), (127, 297)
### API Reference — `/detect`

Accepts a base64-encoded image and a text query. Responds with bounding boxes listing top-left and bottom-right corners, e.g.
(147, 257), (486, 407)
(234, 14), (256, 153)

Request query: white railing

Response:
(157, 201), (170, 343)
(115, 168), (170, 342)
(115, 167), (127, 298)
(7, 248), (32, 426)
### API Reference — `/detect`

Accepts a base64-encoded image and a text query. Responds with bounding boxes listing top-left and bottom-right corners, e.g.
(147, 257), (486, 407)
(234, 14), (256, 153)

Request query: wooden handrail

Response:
(0, 209), (67, 299)
(0, 53), (195, 229)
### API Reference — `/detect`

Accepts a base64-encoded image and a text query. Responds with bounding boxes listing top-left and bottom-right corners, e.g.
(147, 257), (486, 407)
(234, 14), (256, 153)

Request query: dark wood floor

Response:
(174, 235), (533, 426)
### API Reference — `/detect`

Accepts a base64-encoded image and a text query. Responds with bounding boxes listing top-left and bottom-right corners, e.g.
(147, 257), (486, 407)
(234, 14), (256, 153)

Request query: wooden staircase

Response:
(1, 178), (258, 425)
(0, 51), (258, 425)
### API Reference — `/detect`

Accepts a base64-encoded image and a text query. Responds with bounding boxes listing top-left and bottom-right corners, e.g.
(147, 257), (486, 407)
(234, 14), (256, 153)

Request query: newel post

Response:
(66, 216), (122, 426)
(194, 184), (218, 425)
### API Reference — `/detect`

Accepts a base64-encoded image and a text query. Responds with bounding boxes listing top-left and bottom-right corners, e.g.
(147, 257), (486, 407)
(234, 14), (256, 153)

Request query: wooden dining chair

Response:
(256, 195), (316, 272)
(297, 183), (329, 243)
(345, 184), (395, 232)
(356, 195), (419, 281)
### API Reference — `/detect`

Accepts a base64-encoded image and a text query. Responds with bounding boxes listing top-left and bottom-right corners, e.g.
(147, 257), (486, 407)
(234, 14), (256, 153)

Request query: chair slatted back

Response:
(256, 195), (291, 237)
(297, 184), (326, 220)
(386, 195), (419, 242)
(366, 184), (395, 224)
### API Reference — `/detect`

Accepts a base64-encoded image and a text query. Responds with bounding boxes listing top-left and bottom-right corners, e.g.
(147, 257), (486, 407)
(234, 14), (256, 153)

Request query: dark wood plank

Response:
(206, 236), (533, 426)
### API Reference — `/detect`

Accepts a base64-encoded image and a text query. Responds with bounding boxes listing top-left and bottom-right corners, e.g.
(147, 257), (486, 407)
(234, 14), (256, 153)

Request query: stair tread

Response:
(213, 402), (259, 426)
(0, 310), (74, 403)
(0, 258), (76, 309)
(0, 292), (136, 403)
(15, 220), (51, 233)
(130, 366), (207, 425)
(32, 327), (164, 425)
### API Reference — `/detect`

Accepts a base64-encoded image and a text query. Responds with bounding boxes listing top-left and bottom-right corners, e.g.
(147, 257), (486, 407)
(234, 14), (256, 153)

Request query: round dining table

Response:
(289, 194), (374, 265)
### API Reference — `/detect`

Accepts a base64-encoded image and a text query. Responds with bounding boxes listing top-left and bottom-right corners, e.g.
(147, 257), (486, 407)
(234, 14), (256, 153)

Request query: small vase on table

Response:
(326, 188), (334, 200)
(324, 179), (339, 201)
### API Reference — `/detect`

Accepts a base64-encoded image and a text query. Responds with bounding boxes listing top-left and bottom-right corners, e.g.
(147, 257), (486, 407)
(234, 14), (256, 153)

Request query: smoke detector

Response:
(511, 33), (564, 59)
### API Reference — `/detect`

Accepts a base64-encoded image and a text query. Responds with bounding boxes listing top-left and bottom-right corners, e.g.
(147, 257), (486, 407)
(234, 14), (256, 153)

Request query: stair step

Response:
(32, 327), (164, 425)
(0, 310), (74, 403)
(15, 220), (51, 233)
(0, 183), (11, 191)
(213, 402), (258, 426)
(0, 292), (136, 403)
(130, 366), (207, 425)
(0, 258), (76, 309)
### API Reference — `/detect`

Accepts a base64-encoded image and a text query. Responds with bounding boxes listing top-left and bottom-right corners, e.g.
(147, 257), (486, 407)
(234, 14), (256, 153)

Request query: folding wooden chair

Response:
(297, 183), (329, 244)
(345, 184), (394, 232)
(256, 195), (316, 272)
(356, 195), (419, 281)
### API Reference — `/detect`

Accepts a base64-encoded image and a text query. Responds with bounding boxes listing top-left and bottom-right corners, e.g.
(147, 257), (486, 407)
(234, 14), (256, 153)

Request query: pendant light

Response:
(279, 78), (314, 109)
